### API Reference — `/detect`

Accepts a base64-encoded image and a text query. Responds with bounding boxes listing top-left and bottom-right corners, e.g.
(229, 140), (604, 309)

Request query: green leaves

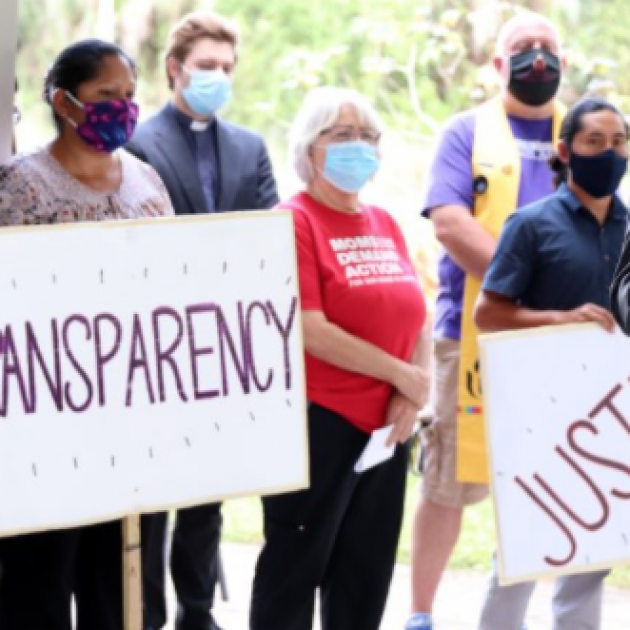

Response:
(15, 0), (630, 145)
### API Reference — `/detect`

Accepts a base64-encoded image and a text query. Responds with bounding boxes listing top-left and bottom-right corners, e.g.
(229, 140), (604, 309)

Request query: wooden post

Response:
(0, 0), (17, 164)
(123, 515), (143, 630)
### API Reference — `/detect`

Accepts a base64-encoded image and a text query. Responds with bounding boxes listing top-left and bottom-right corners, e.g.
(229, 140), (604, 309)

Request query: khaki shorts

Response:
(420, 337), (489, 508)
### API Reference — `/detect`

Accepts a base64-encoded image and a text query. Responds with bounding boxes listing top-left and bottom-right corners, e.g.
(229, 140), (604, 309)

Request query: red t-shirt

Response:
(283, 192), (426, 433)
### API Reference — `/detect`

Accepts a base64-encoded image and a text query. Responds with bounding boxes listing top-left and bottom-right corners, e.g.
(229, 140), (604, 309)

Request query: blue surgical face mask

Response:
(569, 148), (628, 198)
(181, 67), (232, 117)
(322, 141), (380, 193)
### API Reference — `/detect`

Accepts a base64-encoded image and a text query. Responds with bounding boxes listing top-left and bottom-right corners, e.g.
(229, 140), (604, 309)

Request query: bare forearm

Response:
(304, 316), (404, 385)
(475, 291), (617, 334)
(474, 295), (560, 332)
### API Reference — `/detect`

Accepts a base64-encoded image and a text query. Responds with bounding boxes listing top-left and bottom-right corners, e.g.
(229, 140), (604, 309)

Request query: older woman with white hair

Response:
(249, 86), (430, 630)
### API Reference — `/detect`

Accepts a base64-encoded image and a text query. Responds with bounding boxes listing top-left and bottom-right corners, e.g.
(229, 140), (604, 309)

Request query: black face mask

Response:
(508, 49), (561, 107)
(569, 149), (628, 198)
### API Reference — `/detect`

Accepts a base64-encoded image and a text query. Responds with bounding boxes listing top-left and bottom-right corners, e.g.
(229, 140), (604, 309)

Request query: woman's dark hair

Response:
(43, 39), (136, 131)
(550, 96), (629, 188)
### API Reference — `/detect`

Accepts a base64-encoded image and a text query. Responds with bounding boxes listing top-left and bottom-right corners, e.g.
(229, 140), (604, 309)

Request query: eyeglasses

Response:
(12, 105), (21, 126)
(319, 125), (381, 145)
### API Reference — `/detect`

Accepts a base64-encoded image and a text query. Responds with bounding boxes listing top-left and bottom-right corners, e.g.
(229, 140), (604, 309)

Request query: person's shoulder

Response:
(0, 152), (29, 180)
(118, 150), (174, 215)
(132, 107), (170, 142)
(612, 194), (629, 221)
(278, 193), (320, 242)
(218, 118), (266, 146)
(441, 107), (478, 137)
(433, 108), (477, 160)
(362, 203), (391, 220)
(0, 148), (49, 182)
(120, 149), (164, 188)
(508, 193), (557, 230)
(363, 204), (404, 233)
(0, 149), (53, 220)
(277, 191), (312, 215)
(120, 148), (152, 174)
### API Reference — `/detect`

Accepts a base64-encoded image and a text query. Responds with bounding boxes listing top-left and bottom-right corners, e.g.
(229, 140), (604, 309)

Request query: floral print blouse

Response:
(0, 147), (174, 225)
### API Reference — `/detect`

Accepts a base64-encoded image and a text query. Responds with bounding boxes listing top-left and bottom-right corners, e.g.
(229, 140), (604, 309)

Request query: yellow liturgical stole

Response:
(457, 96), (565, 483)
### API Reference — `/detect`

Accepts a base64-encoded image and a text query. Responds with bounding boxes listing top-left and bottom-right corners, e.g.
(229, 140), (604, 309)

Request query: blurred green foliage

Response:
(13, 0), (630, 296)
(16, 0), (630, 142)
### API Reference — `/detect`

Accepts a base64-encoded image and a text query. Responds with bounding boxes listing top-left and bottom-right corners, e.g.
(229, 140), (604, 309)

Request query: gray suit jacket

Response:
(126, 104), (279, 215)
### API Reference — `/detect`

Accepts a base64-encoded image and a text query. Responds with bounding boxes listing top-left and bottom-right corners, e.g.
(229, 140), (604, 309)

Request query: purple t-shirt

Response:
(422, 109), (555, 340)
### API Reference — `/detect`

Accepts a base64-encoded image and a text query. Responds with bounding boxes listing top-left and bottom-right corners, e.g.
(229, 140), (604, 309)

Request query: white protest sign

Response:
(480, 323), (630, 585)
(0, 211), (307, 536)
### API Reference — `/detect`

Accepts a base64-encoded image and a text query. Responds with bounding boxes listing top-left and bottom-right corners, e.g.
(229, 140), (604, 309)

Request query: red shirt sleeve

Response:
(291, 207), (324, 312)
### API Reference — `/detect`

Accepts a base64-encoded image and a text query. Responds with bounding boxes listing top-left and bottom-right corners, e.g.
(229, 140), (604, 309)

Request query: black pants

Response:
(0, 520), (123, 630)
(250, 403), (408, 630)
(142, 503), (222, 630)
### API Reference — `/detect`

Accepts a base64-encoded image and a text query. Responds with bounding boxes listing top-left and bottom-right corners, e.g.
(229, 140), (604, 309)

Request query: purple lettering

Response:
(94, 313), (122, 406)
(216, 306), (250, 396)
(26, 320), (63, 413)
(266, 297), (297, 390)
(152, 307), (188, 403)
(535, 446), (609, 531)
(185, 304), (220, 401)
(62, 315), (94, 413)
(1, 325), (32, 416)
(125, 314), (155, 407)
(589, 384), (630, 433)
(246, 302), (273, 392)
(515, 476), (577, 567)
(568, 419), (630, 500)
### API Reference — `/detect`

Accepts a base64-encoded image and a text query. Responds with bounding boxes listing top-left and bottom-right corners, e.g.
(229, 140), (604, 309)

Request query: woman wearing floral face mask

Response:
(249, 87), (431, 630)
(0, 39), (173, 630)
(0, 38), (172, 228)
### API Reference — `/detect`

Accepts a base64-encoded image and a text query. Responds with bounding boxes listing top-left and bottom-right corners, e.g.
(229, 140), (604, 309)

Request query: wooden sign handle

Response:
(123, 515), (142, 630)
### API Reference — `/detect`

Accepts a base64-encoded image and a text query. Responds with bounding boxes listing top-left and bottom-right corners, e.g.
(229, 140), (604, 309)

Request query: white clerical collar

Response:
(190, 120), (210, 132)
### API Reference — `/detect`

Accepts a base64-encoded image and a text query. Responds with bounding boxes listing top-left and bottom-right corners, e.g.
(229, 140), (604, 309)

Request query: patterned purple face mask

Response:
(65, 91), (139, 153)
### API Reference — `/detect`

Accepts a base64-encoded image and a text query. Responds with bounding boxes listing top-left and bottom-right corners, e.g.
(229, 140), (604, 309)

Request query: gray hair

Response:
(290, 86), (383, 184)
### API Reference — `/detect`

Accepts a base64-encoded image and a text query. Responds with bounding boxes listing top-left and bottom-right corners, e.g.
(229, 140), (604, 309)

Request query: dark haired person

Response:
(125, 10), (278, 630)
(474, 96), (627, 630)
(0, 39), (173, 630)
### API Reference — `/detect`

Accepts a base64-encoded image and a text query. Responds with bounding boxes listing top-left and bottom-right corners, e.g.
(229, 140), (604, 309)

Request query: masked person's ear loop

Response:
(51, 88), (140, 153)
(57, 90), (83, 128)
(48, 88), (75, 127)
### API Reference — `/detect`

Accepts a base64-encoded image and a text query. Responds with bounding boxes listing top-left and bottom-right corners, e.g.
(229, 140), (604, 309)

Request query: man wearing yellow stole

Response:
(406, 12), (576, 630)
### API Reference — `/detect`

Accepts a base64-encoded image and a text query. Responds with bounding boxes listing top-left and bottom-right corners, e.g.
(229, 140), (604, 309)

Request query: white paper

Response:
(354, 425), (395, 473)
